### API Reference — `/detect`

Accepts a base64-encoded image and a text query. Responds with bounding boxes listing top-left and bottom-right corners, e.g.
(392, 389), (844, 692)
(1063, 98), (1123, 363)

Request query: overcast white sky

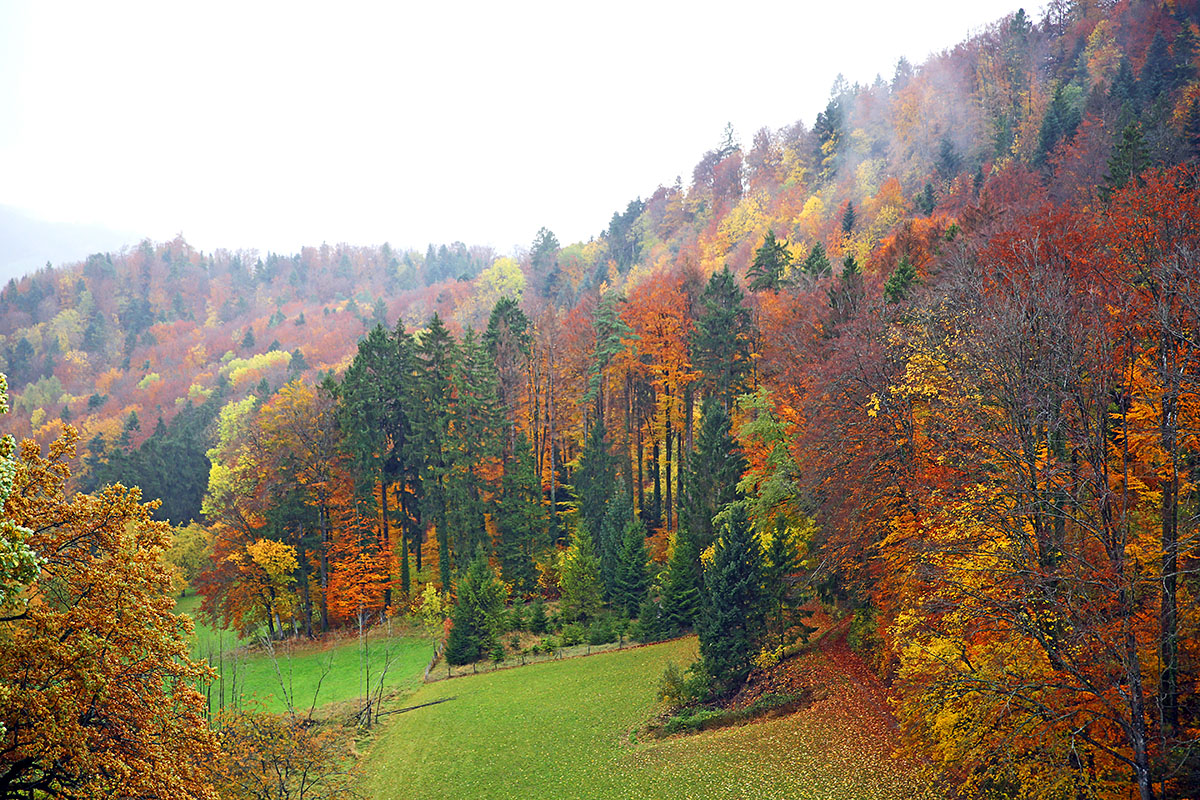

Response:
(0, 1), (1028, 272)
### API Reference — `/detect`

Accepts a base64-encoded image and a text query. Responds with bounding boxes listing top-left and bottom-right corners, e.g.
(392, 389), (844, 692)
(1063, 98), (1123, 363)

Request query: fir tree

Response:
(691, 267), (755, 411)
(1102, 122), (1150, 202)
(573, 418), (618, 569)
(841, 201), (856, 234)
(679, 398), (748, 555)
(698, 503), (765, 693)
(496, 433), (547, 595)
(529, 594), (548, 634)
(445, 550), (509, 666)
(884, 256), (918, 304)
(416, 313), (458, 589)
(597, 487), (634, 600)
(802, 241), (831, 277)
(746, 230), (791, 293)
(614, 518), (651, 618)
(762, 519), (804, 649)
(659, 529), (702, 631)
(560, 524), (603, 623)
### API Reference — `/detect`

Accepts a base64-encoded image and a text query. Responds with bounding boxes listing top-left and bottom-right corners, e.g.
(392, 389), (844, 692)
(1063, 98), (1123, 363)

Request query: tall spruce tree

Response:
(746, 230), (791, 293)
(573, 418), (618, 568)
(679, 398), (748, 556)
(340, 324), (415, 599)
(496, 433), (547, 595)
(614, 517), (651, 618)
(598, 487), (634, 600)
(699, 503), (765, 693)
(659, 529), (703, 631)
(691, 266), (754, 411)
(445, 549), (508, 665)
(416, 313), (458, 589)
(762, 519), (804, 649)
(560, 523), (603, 623)
(450, 329), (504, 561)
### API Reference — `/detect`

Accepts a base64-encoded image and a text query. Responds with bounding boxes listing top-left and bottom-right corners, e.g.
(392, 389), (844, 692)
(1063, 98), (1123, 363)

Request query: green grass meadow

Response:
(174, 592), (434, 714)
(361, 637), (932, 800)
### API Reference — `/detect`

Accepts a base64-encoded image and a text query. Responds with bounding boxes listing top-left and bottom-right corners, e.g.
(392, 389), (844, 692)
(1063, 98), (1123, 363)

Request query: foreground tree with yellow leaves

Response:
(0, 425), (217, 799)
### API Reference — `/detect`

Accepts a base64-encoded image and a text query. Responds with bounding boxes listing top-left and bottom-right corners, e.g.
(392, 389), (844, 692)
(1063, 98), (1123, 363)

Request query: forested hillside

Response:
(4, 1), (1200, 798)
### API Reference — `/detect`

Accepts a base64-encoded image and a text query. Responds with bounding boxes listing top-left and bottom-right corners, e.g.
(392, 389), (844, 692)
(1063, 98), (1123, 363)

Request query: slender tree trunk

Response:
(381, 476), (393, 609)
(623, 373), (633, 494)
(298, 539), (313, 639)
(652, 438), (661, 528)
(684, 384), (694, 454)
(664, 418), (673, 531)
(636, 408), (645, 520)
(549, 368), (558, 544)
(1158, 330), (1181, 734)
(318, 504), (330, 633)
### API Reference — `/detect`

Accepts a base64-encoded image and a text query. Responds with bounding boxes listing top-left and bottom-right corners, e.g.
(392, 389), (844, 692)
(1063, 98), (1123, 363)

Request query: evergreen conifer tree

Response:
(659, 529), (702, 631)
(841, 201), (856, 234)
(614, 518), (651, 617)
(802, 241), (831, 277)
(573, 419), (618, 570)
(496, 433), (547, 594)
(679, 398), (748, 555)
(445, 550), (509, 665)
(762, 519), (804, 649)
(691, 267), (755, 411)
(598, 488), (634, 600)
(416, 313), (458, 589)
(560, 524), (603, 623)
(746, 230), (791, 292)
(884, 256), (918, 304)
(1103, 122), (1150, 201)
(698, 503), (765, 692)
(529, 594), (548, 634)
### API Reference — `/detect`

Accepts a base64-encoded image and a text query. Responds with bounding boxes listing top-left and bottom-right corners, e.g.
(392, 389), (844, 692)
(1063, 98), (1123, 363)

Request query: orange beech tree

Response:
(0, 427), (217, 799)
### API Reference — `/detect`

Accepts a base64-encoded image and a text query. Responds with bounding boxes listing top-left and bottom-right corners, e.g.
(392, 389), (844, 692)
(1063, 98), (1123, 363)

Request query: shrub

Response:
(560, 623), (585, 647)
(587, 617), (616, 646)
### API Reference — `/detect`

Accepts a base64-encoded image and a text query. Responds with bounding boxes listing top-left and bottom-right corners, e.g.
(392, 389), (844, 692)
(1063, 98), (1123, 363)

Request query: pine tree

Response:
(1140, 31), (1173, 104)
(573, 418), (618, 568)
(614, 518), (651, 617)
(802, 241), (831, 277)
(679, 398), (747, 555)
(841, 201), (856, 234)
(597, 488), (633, 600)
(583, 291), (634, 418)
(762, 519), (804, 649)
(884, 256), (918, 304)
(496, 433), (547, 595)
(560, 523), (603, 623)
(445, 549), (509, 665)
(698, 503), (765, 693)
(659, 529), (702, 631)
(1103, 122), (1150, 201)
(529, 594), (548, 633)
(416, 313), (458, 589)
(746, 230), (791, 293)
(691, 267), (755, 411)
(449, 329), (503, 561)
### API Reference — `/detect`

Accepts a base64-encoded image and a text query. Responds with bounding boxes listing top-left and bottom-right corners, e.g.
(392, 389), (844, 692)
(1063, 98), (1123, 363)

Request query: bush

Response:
(660, 708), (723, 736)
(587, 617), (616, 646)
(560, 623), (585, 647)
(656, 661), (712, 706)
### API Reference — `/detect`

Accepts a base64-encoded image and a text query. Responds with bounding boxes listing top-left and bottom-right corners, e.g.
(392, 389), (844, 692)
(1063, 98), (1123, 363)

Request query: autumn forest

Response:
(4, 1), (1200, 798)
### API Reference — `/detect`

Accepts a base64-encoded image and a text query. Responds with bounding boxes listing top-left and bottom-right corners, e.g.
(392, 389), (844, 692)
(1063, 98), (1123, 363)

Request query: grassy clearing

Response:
(361, 637), (934, 800)
(174, 592), (434, 715)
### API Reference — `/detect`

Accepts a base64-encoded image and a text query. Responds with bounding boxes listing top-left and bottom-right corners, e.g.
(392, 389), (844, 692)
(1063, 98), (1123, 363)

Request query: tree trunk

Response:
(381, 476), (393, 609)
(318, 504), (330, 633)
